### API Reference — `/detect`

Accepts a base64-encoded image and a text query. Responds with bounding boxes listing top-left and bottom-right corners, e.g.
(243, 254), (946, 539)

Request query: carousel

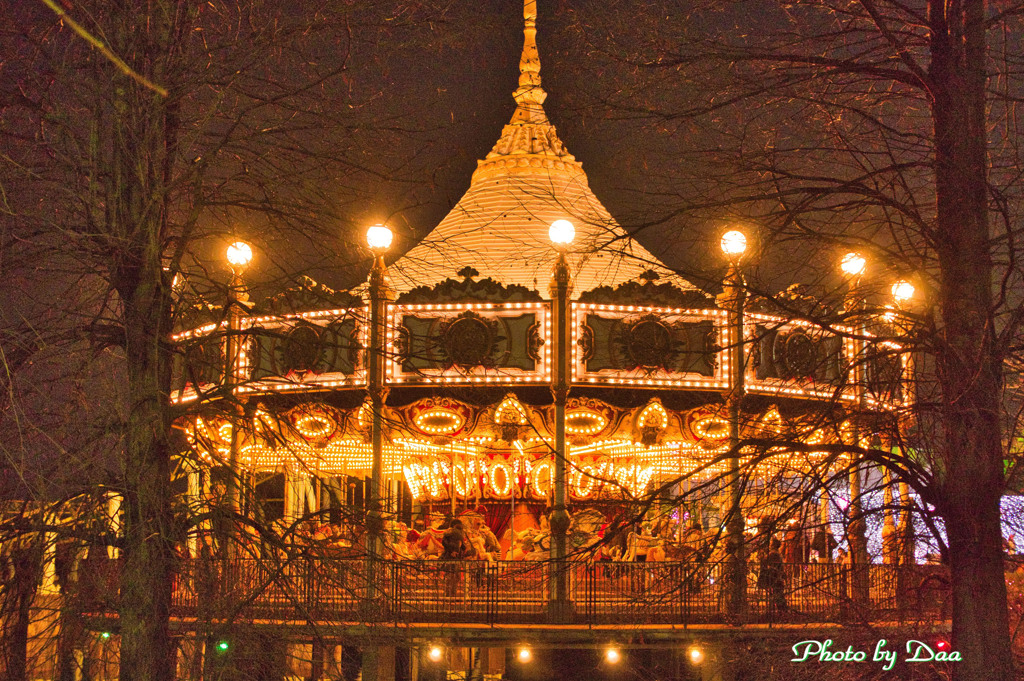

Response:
(169, 0), (913, 620)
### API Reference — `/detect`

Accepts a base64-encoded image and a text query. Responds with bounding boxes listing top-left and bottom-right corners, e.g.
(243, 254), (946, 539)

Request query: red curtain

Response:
(484, 504), (512, 539)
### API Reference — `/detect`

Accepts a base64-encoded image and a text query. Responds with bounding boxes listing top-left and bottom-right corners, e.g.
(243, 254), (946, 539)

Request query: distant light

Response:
(100, 632), (111, 640)
(720, 230), (747, 259)
(549, 219), (575, 246)
(840, 252), (866, 278)
(366, 224), (394, 252)
(892, 280), (915, 303)
(936, 640), (950, 651)
(428, 646), (444, 662)
(605, 647), (621, 664)
(216, 640), (229, 653)
(518, 647), (532, 663)
(688, 646), (705, 664)
(225, 241), (253, 269)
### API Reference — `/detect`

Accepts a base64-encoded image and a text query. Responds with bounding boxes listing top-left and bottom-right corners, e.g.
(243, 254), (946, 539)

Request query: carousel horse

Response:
(416, 521), (448, 558)
(459, 509), (501, 561)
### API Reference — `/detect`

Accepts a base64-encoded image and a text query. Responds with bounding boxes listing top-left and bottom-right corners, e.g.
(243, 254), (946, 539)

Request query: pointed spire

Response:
(512, 0), (549, 125)
(473, 0), (582, 180)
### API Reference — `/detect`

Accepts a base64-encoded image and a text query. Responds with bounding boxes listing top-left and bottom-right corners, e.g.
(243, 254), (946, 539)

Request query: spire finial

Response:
(512, 0), (549, 124)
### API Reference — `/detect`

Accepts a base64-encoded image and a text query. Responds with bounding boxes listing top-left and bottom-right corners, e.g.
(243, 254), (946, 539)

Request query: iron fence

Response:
(151, 558), (952, 626)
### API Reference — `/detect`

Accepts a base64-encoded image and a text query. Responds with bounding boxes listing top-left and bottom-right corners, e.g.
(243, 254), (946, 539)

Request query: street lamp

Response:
(839, 252), (871, 599)
(366, 224), (394, 252)
(891, 280), (915, 304)
(226, 241), (253, 270)
(720, 230), (747, 259)
(225, 241), (253, 554)
(548, 218), (574, 622)
(890, 279), (916, 567)
(365, 223), (393, 616)
(549, 218), (575, 246)
(840, 251), (867, 278)
(719, 228), (747, 620)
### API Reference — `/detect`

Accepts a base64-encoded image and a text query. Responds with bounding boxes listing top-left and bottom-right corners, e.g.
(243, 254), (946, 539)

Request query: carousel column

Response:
(284, 465), (297, 526)
(106, 490), (123, 560)
(840, 253), (870, 603)
(820, 489), (833, 563)
(882, 467), (897, 564)
(363, 224), (394, 645)
(548, 219), (575, 623)
(719, 229), (748, 620)
(225, 241), (254, 559)
(40, 525), (59, 594)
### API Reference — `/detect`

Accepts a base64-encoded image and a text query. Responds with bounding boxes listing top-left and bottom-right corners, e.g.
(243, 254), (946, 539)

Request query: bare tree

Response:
(543, 2), (1024, 679)
(0, 1), (458, 679)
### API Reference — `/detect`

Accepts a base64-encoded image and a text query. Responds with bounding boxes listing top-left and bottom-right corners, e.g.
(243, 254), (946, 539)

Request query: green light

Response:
(217, 640), (229, 652)
(100, 632), (111, 640)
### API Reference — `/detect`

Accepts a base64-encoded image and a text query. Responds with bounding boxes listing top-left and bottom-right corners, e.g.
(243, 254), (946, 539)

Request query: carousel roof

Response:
(388, 1), (694, 298)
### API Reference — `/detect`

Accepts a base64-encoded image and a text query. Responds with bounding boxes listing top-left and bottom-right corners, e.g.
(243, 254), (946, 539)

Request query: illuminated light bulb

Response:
(720, 230), (747, 258)
(840, 252), (866, 277)
(688, 646), (705, 665)
(605, 648), (621, 664)
(366, 224), (394, 252)
(548, 219), (575, 246)
(518, 648), (532, 663)
(226, 241), (253, 269)
(217, 640), (230, 653)
(892, 280), (915, 303)
(428, 646), (444, 662)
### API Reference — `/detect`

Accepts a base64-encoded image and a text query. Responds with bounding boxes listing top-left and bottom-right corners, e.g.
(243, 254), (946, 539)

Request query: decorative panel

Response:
(752, 324), (842, 384)
(575, 304), (726, 387)
(251, 317), (359, 380)
(390, 302), (548, 384)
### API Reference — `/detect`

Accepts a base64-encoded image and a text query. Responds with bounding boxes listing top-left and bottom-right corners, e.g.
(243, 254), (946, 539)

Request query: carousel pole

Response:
(225, 241), (253, 560)
(840, 253), (870, 602)
(360, 224), (394, 681)
(364, 224), (393, 627)
(891, 280), (917, 567)
(719, 229), (748, 620)
(548, 218), (575, 623)
(510, 446), (519, 557)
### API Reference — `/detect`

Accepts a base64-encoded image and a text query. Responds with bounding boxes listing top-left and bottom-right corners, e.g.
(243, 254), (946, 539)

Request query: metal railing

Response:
(151, 558), (951, 626)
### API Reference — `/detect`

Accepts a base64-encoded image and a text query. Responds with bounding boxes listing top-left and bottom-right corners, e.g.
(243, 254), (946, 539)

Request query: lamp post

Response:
(891, 280), (916, 567)
(840, 252), (871, 602)
(719, 229), (747, 619)
(224, 241), (253, 556)
(548, 218), (574, 622)
(365, 224), (393, 617)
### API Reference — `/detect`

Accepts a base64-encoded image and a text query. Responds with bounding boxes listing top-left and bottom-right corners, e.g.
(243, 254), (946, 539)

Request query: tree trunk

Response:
(109, 7), (181, 681)
(929, 1), (1014, 679)
(0, 543), (41, 681)
(118, 292), (175, 681)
